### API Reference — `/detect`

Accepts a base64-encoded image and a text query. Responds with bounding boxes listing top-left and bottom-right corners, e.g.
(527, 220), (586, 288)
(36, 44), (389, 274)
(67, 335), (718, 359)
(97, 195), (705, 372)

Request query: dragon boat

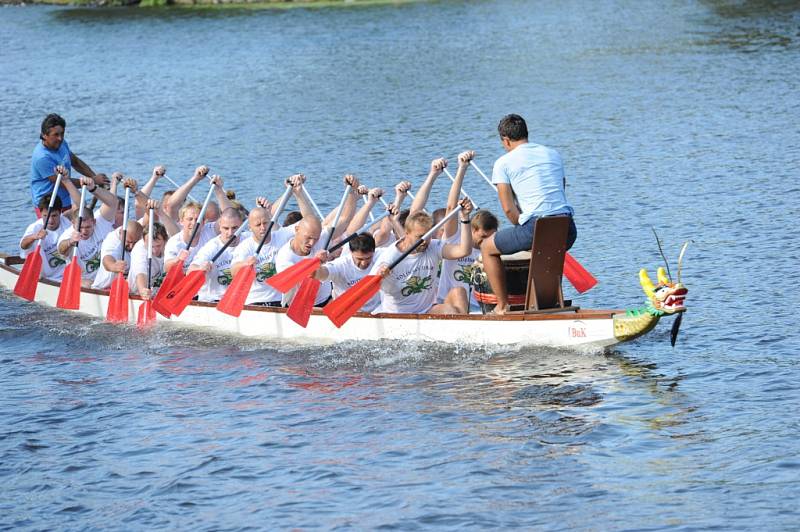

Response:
(0, 247), (688, 350)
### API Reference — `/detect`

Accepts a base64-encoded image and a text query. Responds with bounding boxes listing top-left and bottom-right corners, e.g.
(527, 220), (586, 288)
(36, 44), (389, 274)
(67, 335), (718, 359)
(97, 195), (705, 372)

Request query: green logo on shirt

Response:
(85, 253), (101, 274)
(217, 268), (233, 286)
(256, 262), (276, 282)
(454, 264), (478, 284)
(401, 275), (432, 297)
(48, 255), (66, 268)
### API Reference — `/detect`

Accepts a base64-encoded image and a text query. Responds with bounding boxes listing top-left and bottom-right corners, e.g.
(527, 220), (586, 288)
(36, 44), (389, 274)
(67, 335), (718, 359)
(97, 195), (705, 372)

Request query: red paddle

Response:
(106, 187), (131, 323)
(138, 208), (157, 328)
(160, 222), (248, 317)
(324, 205), (463, 328)
(15, 173), (63, 301)
(56, 185), (88, 310)
(468, 160), (597, 293)
(217, 185), (294, 317)
(285, 184), (351, 326)
(152, 184), (217, 318)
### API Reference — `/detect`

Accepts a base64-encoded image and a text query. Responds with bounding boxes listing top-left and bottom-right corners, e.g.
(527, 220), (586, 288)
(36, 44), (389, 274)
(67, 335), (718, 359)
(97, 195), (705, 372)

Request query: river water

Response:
(1, 0), (799, 529)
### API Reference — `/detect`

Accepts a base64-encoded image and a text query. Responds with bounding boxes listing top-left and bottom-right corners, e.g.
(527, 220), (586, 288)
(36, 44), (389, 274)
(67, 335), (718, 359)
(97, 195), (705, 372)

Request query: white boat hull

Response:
(1, 259), (631, 349)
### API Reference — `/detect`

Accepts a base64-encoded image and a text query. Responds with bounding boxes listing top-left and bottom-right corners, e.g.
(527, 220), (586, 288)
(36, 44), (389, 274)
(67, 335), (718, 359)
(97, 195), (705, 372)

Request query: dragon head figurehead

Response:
(639, 266), (687, 315)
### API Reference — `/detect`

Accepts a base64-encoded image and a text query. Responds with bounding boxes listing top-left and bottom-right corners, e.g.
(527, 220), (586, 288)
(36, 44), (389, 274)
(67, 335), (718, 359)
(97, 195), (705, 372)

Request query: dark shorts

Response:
(250, 301), (282, 308)
(494, 215), (577, 255)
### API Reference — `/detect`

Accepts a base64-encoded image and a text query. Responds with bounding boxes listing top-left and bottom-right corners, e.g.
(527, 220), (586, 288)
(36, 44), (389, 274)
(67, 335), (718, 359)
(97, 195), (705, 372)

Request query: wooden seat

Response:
(524, 216), (570, 311)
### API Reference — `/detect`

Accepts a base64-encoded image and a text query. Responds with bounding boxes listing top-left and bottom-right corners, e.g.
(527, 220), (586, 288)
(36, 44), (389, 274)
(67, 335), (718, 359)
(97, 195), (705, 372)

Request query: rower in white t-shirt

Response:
(19, 194), (72, 282)
(274, 217), (333, 306)
(128, 222), (168, 298)
(371, 199), (475, 315)
(55, 175), (120, 285)
(188, 208), (244, 302)
(91, 220), (143, 290)
(436, 210), (499, 311)
(231, 207), (295, 306)
(315, 233), (382, 312)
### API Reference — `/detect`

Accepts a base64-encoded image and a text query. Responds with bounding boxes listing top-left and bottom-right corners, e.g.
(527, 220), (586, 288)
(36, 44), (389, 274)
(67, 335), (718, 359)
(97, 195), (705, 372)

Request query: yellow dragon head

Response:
(639, 266), (688, 314)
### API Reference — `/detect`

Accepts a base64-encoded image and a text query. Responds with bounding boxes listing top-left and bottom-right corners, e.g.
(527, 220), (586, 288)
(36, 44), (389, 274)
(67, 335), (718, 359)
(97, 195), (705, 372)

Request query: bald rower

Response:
(274, 216), (333, 307)
(188, 207), (244, 302)
(230, 206), (296, 307)
(91, 219), (144, 290)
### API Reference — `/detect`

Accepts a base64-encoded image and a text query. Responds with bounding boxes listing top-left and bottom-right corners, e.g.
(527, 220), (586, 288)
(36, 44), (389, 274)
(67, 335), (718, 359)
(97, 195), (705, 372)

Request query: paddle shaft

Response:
(302, 185), (325, 220)
(209, 221), (249, 264)
(41, 173), (63, 232)
(163, 174), (199, 203)
(322, 185), (352, 251)
(388, 205), (462, 271)
(119, 187), (131, 264)
(183, 184), (216, 253)
(72, 185), (88, 259)
(327, 211), (392, 255)
(362, 195), (375, 222)
(146, 208), (154, 290)
(255, 186), (293, 255)
(443, 168), (479, 209)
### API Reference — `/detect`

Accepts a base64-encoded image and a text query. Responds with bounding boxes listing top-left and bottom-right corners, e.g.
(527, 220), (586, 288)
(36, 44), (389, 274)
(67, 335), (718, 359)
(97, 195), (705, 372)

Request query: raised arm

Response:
(442, 198), (474, 260)
(345, 185), (381, 235)
(84, 176), (121, 223)
(410, 158), (446, 215)
(164, 165), (208, 220)
(329, 175), (360, 240)
(210, 175), (233, 213)
(135, 166), (164, 218)
(287, 174), (316, 221)
(443, 150), (474, 239)
(56, 165), (82, 215)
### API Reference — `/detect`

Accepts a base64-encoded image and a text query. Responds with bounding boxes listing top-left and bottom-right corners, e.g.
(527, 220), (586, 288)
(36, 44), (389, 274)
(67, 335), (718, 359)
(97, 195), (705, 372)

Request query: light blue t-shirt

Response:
(491, 142), (573, 225)
(31, 139), (73, 208)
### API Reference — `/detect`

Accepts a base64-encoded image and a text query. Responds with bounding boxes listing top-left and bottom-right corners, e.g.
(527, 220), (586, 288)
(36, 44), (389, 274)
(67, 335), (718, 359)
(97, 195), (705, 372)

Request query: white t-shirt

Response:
(164, 222), (218, 271)
(19, 215), (71, 281)
(274, 229), (332, 306)
(437, 232), (480, 308)
(231, 226), (294, 304)
(127, 240), (165, 295)
(190, 236), (239, 302)
(57, 216), (115, 281)
(325, 253), (380, 312)
(370, 239), (445, 314)
(91, 228), (125, 290)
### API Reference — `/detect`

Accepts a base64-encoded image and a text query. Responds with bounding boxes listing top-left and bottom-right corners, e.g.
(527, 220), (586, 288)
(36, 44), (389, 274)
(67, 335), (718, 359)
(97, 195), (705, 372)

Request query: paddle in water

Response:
(285, 183), (353, 327)
(152, 183), (216, 317)
(14, 172), (63, 301)
(56, 184), (87, 310)
(106, 185), (132, 323)
(217, 184), (294, 317)
(324, 205), (463, 328)
(469, 160), (597, 293)
(160, 221), (249, 317)
(137, 207), (157, 328)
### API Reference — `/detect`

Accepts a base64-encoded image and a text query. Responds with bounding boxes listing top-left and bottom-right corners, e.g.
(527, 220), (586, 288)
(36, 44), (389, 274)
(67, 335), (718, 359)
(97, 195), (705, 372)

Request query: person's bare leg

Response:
(480, 235), (508, 314)
(430, 287), (467, 315)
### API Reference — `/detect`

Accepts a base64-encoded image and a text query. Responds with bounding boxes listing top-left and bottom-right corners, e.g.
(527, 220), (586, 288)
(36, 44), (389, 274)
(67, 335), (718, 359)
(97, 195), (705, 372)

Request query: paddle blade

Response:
(137, 299), (157, 328)
(56, 257), (82, 310)
(266, 258), (321, 293)
(287, 277), (320, 328)
(563, 252), (598, 294)
(161, 270), (206, 317)
(152, 263), (185, 318)
(13, 246), (43, 301)
(216, 266), (256, 317)
(323, 275), (382, 328)
(106, 273), (129, 323)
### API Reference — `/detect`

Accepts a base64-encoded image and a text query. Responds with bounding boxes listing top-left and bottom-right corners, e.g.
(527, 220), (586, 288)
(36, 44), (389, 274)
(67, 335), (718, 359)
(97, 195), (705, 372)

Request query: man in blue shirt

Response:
(30, 113), (107, 215)
(479, 114), (577, 314)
